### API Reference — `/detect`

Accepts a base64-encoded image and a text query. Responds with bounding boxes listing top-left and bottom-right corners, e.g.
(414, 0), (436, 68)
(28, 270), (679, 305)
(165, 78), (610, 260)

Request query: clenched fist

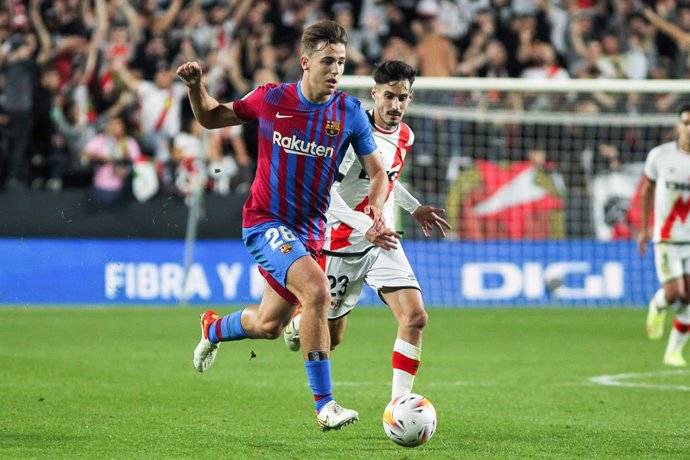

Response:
(176, 61), (203, 88)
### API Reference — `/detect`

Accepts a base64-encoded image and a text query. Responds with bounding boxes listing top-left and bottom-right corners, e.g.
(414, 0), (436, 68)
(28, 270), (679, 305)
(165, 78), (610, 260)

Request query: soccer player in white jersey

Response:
(638, 105), (690, 367)
(284, 60), (451, 400)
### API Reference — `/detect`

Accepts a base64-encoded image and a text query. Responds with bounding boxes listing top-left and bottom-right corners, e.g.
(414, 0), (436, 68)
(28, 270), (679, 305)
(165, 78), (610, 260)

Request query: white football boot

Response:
(663, 351), (687, 367)
(193, 310), (220, 372)
(283, 310), (302, 352)
(645, 300), (667, 340)
(316, 400), (359, 431)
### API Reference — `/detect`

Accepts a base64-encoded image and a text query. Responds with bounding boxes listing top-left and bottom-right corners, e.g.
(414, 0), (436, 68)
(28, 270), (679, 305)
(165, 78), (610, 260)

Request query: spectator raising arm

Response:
(28, 0), (53, 66)
(110, 60), (140, 93)
(78, 0), (109, 86)
(149, 0), (183, 35)
(643, 4), (690, 49)
(116, 0), (143, 47)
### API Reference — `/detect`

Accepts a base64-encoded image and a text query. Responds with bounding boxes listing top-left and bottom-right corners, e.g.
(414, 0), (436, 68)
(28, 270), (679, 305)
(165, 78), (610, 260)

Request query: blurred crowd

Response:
(1, 0), (690, 210)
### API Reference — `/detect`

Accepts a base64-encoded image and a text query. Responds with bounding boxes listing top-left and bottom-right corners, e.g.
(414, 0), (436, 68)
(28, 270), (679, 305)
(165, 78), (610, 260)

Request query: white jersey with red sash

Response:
(644, 141), (690, 243)
(325, 113), (414, 254)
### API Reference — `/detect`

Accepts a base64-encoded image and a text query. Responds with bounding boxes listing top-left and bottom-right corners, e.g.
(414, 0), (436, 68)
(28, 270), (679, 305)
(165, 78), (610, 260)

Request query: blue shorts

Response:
(242, 221), (324, 302)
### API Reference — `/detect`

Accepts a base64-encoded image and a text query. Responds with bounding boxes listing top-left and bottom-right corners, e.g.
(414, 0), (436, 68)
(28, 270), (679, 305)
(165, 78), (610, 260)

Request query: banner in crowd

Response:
(591, 162), (646, 241)
(0, 239), (655, 307)
(446, 159), (566, 240)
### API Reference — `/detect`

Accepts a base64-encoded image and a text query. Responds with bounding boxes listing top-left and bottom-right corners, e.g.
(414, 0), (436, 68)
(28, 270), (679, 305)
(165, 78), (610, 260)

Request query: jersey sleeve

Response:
(335, 149), (357, 181)
(643, 146), (660, 182)
(348, 107), (377, 156)
(329, 185), (374, 234)
(407, 126), (415, 149)
(231, 85), (271, 121)
(394, 181), (421, 214)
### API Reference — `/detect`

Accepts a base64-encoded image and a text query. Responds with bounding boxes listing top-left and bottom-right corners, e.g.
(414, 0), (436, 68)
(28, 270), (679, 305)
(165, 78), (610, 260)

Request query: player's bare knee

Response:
(401, 308), (428, 332)
(298, 283), (331, 312)
(666, 286), (687, 304)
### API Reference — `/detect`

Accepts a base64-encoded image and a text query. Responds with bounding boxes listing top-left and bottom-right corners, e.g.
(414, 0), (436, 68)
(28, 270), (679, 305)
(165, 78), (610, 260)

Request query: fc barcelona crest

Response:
(325, 120), (340, 136)
(280, 243), (293, 254)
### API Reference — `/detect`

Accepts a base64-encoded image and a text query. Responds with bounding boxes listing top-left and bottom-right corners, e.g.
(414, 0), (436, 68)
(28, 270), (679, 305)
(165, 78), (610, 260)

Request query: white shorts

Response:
(324, 243), (420, 319)
(654, 243), (690, 284)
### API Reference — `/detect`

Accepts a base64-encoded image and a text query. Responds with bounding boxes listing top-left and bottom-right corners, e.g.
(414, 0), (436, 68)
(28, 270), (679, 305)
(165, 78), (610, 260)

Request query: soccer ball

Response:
(382, 393), (437, 447)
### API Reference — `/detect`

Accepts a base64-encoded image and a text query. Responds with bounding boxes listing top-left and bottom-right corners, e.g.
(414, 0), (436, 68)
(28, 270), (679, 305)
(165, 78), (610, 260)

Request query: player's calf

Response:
(254, 318), (286, 340)
(327, 316), (347, 350)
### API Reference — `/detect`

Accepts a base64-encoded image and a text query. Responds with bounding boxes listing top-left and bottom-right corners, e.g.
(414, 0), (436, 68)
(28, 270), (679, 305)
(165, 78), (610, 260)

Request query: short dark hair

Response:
(300, 20), (348, 56)
(372, 60), (417, 87)
(679, 104), (690, 117)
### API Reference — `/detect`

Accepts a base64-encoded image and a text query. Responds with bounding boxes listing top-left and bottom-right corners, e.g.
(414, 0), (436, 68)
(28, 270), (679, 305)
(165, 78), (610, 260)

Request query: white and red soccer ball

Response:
(382, 393), (437, 447)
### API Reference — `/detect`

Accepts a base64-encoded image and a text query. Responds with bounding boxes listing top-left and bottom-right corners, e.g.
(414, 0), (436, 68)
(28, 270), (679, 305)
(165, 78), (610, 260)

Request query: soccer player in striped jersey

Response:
(638, 105), (690, 367)
(177, 20), (391, 430)
(283, 60), (451, 401)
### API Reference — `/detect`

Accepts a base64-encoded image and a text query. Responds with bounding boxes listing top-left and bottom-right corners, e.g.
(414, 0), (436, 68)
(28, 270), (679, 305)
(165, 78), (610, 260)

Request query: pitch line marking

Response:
(589, 370), (690, 392)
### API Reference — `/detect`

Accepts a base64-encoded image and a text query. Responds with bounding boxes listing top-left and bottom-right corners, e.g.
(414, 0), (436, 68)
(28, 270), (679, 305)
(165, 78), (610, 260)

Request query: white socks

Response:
(391, 338), (422, 400)
(653, 288), (669, 310)
(666, 306), (690, 355)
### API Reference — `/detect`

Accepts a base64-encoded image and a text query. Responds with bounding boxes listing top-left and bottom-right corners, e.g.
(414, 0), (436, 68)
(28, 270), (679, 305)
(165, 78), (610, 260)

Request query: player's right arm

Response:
(176, 61), (245, 129)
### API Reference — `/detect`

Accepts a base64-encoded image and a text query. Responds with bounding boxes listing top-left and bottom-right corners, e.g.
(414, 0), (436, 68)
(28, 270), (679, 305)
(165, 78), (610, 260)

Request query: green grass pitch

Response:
(1, 307), (688, 459)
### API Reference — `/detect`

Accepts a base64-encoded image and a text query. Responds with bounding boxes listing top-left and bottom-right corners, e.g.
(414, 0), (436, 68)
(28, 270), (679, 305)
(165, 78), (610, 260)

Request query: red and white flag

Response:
(448, 159), (565, 240)
(591, 162), (645, 241)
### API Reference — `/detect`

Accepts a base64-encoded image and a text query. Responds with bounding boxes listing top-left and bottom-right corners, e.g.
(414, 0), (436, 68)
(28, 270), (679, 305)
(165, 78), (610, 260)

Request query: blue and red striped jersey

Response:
(233, 81), (377, 241)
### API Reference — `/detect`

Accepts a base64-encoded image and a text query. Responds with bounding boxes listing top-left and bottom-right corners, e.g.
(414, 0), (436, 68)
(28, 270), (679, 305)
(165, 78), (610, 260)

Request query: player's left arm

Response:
(394, 181), (452, 238)
(637, 176), (655, 256)
(638, 147), (659, 256)
(359, 151), (388, 234)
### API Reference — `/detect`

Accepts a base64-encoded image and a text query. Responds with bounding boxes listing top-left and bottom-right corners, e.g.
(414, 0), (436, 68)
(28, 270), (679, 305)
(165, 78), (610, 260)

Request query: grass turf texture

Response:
(1, 307), (687, 459)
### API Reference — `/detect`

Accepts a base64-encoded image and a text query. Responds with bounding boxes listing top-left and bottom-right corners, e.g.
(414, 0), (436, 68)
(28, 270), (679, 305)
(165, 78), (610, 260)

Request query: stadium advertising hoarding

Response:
(0, 239), (654, 306)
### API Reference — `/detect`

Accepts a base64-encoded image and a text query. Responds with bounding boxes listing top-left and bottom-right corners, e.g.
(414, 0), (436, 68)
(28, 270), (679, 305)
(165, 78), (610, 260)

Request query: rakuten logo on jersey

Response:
(273, 132), (334, 158)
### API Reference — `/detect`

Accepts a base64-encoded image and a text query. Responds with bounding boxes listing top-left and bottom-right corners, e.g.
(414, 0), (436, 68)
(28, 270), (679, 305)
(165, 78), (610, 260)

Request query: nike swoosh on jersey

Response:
(276, 113), (293, 119)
